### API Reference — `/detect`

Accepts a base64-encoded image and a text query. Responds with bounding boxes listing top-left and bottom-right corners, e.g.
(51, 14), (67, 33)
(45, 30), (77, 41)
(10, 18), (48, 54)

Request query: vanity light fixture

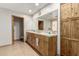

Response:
(35, 3), (39, 6)
(29, 9), (32, 13)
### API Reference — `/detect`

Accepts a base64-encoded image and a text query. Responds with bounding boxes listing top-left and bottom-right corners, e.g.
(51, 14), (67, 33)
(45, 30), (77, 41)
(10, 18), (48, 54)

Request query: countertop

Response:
(26, 31), (57, 37)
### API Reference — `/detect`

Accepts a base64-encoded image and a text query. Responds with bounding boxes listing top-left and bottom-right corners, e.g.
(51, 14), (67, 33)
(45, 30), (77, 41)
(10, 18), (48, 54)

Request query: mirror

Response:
(38, 10), (58, 33)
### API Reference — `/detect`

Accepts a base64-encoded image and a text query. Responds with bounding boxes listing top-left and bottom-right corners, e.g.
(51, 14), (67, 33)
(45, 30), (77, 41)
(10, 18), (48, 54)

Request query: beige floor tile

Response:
(0, 41), (39, 56)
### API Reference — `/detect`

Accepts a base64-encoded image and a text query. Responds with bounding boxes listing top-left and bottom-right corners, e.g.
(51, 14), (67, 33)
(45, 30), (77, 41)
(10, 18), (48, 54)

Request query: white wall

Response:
(52, 20), (57, 32)
(0, 9), (12, 46)
(24, 15), (33, 41)
(0, 8), (32, 46)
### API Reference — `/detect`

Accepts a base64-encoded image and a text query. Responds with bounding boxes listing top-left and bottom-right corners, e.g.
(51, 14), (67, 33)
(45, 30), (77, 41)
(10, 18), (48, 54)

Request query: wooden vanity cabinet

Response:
(27, 32), (36, 47)
(26, 32), (57, 56)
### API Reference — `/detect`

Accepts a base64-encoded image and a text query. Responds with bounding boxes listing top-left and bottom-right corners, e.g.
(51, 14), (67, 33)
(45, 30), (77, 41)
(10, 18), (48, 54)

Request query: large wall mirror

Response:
(38, 10), (58, 33)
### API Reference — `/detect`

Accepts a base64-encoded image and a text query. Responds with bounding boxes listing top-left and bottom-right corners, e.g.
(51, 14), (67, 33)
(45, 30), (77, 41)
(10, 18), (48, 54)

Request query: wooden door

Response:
(61, 3), (79, 56)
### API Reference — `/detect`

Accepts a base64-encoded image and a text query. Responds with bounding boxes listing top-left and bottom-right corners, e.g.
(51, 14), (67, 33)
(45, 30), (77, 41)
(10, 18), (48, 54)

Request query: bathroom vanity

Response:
(26, 31), (57, 56)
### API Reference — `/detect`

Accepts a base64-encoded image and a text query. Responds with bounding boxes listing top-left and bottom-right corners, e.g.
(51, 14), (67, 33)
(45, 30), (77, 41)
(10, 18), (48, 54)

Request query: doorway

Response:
(12, 16), (24, 44)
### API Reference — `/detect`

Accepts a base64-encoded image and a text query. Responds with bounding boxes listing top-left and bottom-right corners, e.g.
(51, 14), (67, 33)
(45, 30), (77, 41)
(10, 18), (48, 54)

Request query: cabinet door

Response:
(42, 39), (48, 56)
(31, 33), (36, 47)
(38, 36), (44, 55)
(71, 4), (79, 17)
(38, 35), (48, 56)
(32, 36), (39, 50)
(27, 33), (31, 43)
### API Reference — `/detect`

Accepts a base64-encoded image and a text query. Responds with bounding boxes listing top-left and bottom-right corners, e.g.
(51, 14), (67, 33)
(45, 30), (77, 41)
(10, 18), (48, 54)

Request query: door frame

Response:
(12, 15), (24, 44)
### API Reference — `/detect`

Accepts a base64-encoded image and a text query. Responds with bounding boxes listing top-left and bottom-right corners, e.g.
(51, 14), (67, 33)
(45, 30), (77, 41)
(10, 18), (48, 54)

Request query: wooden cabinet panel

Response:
(38, 35), (48, 55)
(61, 3), (79, 19)
(27, 33), (36, 47)
(27, 33), (31, 43)
(61, 37), (70, 56)
(60, 4), (66, 20)
(70, 19), (79, 55)
(71, 4), (79, 17)
(42, 40), (48, 55)
(65, 4), (72, 19)
(71, 19), (79, 39)
(76, 42), (79, 55)
(70, 41), (78, 56)
(61, 20), (71, 38)
(49, 36), (57, 55)
(61, 4), (72, 20)
(61, 38), (79, 56)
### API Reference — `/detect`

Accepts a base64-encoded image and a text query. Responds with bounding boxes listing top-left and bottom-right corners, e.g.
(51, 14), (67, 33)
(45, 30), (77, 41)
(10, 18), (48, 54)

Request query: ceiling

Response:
(0, 3), (49, 16)
(38, 10), (58, 20)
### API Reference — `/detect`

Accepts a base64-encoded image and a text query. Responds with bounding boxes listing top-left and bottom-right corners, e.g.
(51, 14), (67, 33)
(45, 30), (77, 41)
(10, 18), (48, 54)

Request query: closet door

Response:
(61, 3), (79, 56)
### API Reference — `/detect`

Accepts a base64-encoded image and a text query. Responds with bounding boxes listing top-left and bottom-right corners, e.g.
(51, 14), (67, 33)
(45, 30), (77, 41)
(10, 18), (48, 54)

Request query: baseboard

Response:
(0, 43), (12, 47)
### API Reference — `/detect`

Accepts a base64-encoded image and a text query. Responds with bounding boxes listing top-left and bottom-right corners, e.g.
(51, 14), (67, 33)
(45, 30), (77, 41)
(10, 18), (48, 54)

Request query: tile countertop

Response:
(26, 31), (57, 37)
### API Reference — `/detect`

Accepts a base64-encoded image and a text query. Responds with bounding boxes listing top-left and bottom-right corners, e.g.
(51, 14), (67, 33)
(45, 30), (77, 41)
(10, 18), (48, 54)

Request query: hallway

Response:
(0, 41), (39, 56)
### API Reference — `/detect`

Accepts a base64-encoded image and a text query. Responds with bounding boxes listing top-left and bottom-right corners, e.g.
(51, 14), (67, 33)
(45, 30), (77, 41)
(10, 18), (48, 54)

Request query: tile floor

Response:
(0, 41), (39, 56)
